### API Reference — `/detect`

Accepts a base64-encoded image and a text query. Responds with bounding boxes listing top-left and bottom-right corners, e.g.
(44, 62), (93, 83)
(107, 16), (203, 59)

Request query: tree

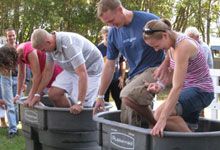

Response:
(0, 0), (219, 44)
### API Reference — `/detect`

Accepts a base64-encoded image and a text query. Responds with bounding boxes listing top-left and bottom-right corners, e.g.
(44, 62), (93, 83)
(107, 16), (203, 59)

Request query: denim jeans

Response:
(179, 87), (214, 124)
(12, 76), (19, 124)
(1, 74), (17, 133)
(0, 76), (6, 118)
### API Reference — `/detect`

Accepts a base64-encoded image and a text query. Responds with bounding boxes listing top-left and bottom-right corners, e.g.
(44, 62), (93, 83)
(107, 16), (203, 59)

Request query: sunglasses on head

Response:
(143, 27), (166, 35)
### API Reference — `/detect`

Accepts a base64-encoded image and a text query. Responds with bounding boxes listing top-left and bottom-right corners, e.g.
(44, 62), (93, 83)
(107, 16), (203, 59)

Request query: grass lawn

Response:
(0, 123), (25, 150)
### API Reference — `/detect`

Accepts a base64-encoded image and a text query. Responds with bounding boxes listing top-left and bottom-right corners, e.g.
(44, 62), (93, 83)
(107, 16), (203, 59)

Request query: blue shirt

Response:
(107, 11), (164, 79)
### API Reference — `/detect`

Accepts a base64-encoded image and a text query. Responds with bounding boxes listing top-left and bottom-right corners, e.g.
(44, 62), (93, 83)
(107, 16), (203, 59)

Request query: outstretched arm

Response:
(14, 61), (26, 103)
(28, 55), (54, 107)
(70, 63), (88, 114)
(118, 56), (126, 88)
(93, 59), (116, 115)
(23, 50), (42, 106)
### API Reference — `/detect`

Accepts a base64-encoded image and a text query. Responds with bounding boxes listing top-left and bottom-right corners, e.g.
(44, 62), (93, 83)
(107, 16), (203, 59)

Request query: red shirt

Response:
(21, 41), (62, 88)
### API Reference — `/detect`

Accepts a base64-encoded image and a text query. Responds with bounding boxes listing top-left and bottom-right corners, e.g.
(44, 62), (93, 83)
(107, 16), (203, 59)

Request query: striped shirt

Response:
(170, 34), (213, 92)
(46, 32), (104, 76)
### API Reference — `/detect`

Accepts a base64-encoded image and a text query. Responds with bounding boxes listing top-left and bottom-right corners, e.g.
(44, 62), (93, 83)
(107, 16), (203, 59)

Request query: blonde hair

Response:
(100, 26), (110, 34)
(31, 29), (50, 48)
(184, 26), (200, 37)
(96, 0), (121, 17)
(143, 19), (172, 40)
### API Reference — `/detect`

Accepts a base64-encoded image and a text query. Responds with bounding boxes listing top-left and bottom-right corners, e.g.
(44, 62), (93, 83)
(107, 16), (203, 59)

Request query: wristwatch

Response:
(77, 101), (83, 106)
(34, 93), (41, 97)
(97, 95), (105, 99)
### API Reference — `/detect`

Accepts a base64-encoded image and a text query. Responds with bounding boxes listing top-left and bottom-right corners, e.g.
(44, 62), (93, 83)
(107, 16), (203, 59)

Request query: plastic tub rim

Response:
(94, 110), (151, 134)
(94, 110), (220, 138)
(18, 96), (112, 111)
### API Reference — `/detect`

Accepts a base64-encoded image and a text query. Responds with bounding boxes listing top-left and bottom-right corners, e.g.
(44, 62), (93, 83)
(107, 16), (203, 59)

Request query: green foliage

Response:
(172, 0), (220, 43)
(121, 0), (175, 19)
(0, 0), (219, 44)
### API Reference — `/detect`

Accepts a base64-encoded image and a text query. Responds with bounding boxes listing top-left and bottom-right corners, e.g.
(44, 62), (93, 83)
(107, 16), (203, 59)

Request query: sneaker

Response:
(8, 131), (18, 138)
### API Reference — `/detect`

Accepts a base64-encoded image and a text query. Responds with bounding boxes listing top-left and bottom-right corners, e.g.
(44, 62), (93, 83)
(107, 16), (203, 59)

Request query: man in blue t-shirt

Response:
(97, 26), (126, 110)
(93, 0), (165, 127)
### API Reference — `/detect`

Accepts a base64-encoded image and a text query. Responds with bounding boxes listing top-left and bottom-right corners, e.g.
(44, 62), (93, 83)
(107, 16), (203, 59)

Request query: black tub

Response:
(94, 110), (220, 150)
(18, 96), (112, 150)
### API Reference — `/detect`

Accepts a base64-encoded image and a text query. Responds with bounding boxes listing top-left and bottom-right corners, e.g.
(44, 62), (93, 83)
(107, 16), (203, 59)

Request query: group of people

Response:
(94, 0), (213, 137)
(0, 0), (214, 139)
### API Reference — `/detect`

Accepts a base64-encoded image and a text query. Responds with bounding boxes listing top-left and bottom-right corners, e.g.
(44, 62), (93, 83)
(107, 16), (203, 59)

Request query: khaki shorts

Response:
(120, 67), (157, 126)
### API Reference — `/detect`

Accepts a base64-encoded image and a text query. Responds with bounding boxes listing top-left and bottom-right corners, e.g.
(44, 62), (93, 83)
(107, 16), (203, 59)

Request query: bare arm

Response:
(14, 61), (26, 103)
(118, 58), (126, 88)
(35, 60), (54, 95)
(26, 50), (42, 101)
(75, 63), (88, 103)
(69, 63), (88, 114)
(93, 59), (116, 114)
(17, 62), (26, 97)
(148, 50), (173, 93)
(28, 57), (54, 107)
(151, 40), (197, 137)
(153, 53), (171, 85)
(14, 46), (26, 102)
(98, 59), (116, 96)
(18, 49), (41, 107)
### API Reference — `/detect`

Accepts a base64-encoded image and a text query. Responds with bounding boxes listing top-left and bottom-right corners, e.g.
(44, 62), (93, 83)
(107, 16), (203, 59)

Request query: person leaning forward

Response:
(143, 19), (214, 137)
(31, 29), (104, 114)
(93, 0), (167, 127)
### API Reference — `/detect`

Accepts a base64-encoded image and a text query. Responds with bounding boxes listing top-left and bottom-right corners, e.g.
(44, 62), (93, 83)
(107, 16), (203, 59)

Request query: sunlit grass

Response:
(0, 123), (25, 150)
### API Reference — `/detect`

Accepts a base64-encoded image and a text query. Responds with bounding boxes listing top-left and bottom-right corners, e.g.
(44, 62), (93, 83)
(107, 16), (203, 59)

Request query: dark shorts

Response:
(177, 87), (214, 124)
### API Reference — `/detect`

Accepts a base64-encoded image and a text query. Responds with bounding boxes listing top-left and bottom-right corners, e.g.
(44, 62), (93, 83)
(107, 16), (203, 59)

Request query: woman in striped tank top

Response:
(142, 19), (214, 137)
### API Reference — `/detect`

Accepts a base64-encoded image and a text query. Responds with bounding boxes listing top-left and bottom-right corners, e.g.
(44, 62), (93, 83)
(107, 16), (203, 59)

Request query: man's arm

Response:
(93, 59), (116, 114)
(118, 56), (126, 88)
(75, 63), (88, 104)
(98, 59), (116, 96)
(69, 63), (88, 114)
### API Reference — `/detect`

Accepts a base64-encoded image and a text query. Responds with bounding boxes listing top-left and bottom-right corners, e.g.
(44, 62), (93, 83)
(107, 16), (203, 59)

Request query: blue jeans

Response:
(179, 87), (214, 124)
(12, 76), (19, 124)
(0, 76), (6, 118)
(1, 74), (17, 133)
(0, 76), (2, 98)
